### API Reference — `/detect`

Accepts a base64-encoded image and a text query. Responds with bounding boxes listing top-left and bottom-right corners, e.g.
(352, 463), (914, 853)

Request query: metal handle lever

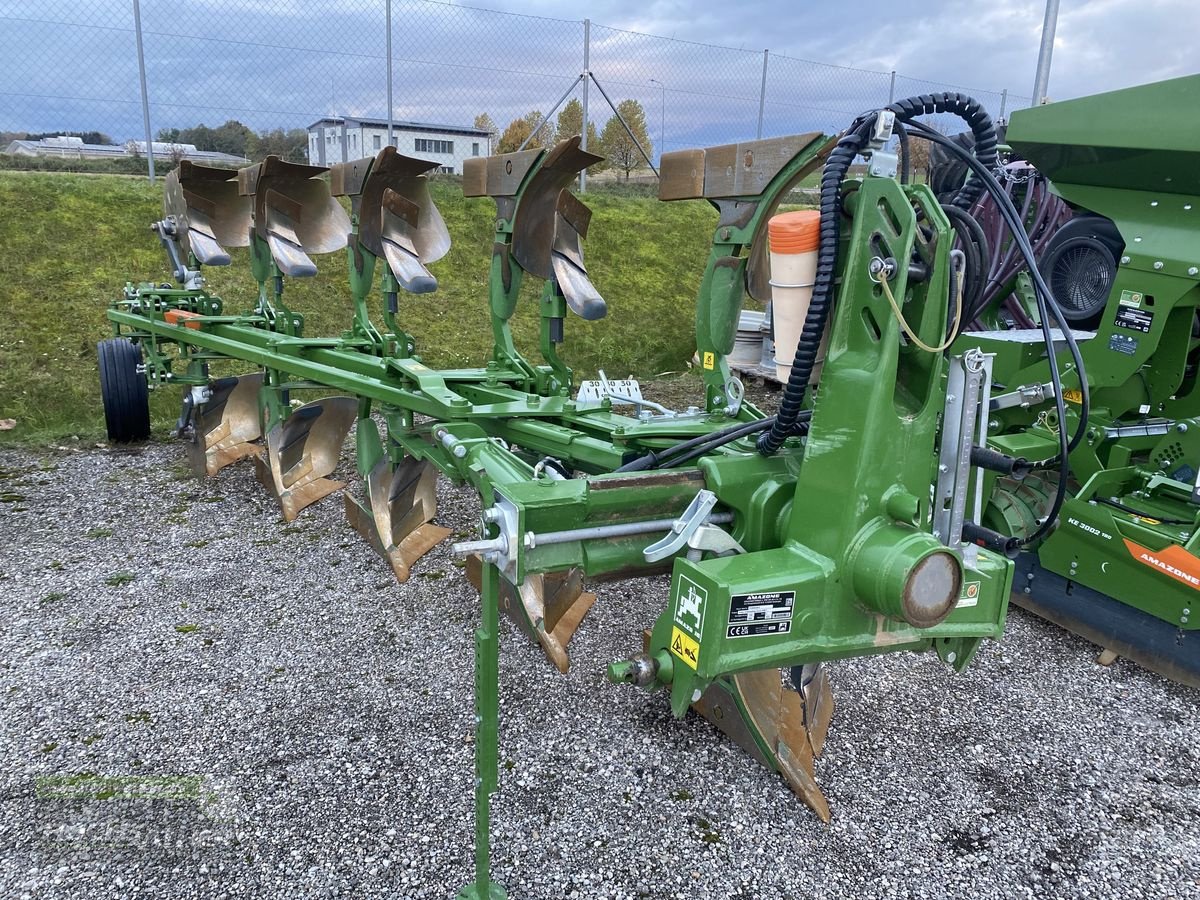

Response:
(643, 490), (719, 562)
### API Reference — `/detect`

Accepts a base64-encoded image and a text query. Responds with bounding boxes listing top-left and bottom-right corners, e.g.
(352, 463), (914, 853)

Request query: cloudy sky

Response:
(1, 0), (1194, 152)
(499, 0), (1196, 102)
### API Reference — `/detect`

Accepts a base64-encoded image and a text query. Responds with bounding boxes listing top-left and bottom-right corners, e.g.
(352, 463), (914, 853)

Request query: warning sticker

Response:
(670, 626), (700, 670)
(1062, 388), (1083, 404)
(956, 581), (981, 608)
(726, 590), (794, 639)
(1115, 306), (1153, 334)
(702, 351), (715, 370)
(674, 576), (707, 639)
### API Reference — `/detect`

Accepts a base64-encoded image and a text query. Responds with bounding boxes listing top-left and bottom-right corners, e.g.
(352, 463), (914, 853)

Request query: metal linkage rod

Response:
(516, 74), (585, 153)
(588, 72), (658, 177)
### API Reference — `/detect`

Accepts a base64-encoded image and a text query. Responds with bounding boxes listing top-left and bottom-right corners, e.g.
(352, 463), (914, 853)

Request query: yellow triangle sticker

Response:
(670, 626), (700, 671)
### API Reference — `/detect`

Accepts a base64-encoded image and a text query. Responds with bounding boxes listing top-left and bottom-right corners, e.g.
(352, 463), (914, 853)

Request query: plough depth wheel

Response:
(97, 338), (151, 444)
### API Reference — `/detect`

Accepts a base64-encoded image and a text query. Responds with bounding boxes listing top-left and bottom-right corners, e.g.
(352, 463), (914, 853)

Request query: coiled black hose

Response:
(888, 93), (998, 210)
(757, 93), (998, 456)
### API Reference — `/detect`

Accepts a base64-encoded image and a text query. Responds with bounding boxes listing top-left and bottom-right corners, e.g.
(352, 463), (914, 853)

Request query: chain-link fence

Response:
(0, 0), (1030, 180)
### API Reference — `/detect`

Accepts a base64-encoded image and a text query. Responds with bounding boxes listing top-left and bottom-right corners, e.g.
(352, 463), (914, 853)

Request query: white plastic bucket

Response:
(768, 210), (825, 384)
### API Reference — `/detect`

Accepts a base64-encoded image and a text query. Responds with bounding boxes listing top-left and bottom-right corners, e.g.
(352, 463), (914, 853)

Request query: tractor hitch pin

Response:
(607, 651), (672, 688)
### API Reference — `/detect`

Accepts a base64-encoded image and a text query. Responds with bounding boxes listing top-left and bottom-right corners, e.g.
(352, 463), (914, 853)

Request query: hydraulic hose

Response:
(905, 120), (1090, 546)
(758, 93), (999, 456)
(887, 94), (998, 210)
(942, 204), (989, 320)
(755, 121), (872, 455)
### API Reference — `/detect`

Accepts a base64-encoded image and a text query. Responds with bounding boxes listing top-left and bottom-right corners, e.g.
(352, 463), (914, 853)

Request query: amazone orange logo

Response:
(1123, 539), (1200, 590)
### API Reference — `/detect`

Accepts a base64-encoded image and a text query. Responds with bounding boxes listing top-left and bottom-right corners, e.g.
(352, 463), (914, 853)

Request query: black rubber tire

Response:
(97, 338), (151, 443)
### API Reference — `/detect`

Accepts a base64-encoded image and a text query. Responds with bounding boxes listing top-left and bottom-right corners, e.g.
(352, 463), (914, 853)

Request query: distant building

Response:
(3, 135), (247, 165)
(307, 117), (492, 173)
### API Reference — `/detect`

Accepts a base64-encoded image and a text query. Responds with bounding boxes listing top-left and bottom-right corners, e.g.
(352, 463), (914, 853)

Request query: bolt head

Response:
(1154, 261), (1165, 270)
(1189, 267), (1199, 277)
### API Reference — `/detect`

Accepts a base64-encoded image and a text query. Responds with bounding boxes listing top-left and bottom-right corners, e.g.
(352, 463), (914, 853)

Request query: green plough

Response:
(99, 94), (1053, 896)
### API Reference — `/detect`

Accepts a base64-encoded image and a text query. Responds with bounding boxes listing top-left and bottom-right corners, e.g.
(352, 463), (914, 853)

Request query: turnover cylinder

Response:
(768, 210), (826, 384)
(848, 520), (964, 628)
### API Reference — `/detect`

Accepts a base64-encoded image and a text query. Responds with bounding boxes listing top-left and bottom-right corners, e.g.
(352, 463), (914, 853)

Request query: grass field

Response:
(0, 170), (729, 444)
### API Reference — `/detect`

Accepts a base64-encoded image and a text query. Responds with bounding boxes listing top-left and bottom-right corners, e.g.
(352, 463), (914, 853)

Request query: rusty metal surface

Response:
(550, 189), (605, 320)
(465, 555), (596, 674)
(351, 149), (449, 260)
(461, 157), (488, 198)
(587, 470), (706, 492)
(463, 148), (543, 199)
(344, 456), (450, 584)
(702, 133), (824, 198)
(693, 666), (833, 822)
(658, 148), (707, 202)
(238, 155), (349, 275)
(511, 137), (603, 280)
(163, 161), (250, 266)
(257, 397), (356, 521)
(186, 373), (263, 476)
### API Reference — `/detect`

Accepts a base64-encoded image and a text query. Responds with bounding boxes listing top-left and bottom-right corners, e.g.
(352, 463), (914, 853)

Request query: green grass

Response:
(0, 171), (721, 444)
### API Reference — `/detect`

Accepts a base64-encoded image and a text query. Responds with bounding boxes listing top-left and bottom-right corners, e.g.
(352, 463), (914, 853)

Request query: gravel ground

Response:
(1, 440), (1198, 900)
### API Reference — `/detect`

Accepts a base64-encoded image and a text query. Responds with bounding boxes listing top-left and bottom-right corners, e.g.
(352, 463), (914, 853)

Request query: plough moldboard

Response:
(99, 100), (1032, 897)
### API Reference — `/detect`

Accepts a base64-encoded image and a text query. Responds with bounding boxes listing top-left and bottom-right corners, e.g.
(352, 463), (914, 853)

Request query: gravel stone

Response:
(1, 442), (1198, 899)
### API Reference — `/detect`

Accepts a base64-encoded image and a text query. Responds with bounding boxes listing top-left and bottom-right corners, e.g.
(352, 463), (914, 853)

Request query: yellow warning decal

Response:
(1062, 388), (1083, 404)
(670, 626), (700, 670)
(702, 351), (715, 370)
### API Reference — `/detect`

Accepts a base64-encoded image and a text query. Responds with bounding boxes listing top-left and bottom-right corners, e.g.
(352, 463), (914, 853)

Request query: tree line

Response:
(474, 98), (654, 180)
(155, 121), (308, 162)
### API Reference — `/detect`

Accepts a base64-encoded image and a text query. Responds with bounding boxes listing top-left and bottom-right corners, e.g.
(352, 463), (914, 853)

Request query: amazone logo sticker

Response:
(1124, 538), (1200, 590)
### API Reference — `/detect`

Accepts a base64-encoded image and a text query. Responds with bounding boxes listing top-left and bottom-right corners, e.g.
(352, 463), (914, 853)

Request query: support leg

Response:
(456, 561), (506, 900)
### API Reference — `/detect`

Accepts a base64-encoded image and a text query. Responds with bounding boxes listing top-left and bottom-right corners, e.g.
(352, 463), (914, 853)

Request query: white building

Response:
(3, 135), (246, 165)
(307, 117), (492, 173)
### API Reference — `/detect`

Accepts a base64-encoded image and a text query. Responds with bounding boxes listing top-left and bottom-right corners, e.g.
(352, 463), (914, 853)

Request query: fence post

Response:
(386, 0), (394, 147)
(132, 0), (155, 182)
(1031, 0), (1060, 105)
(580, 18), (590, 192)
(998, 89), (1008, 120)
(756, 50), (769, 140)
(888, 70), (897, 104)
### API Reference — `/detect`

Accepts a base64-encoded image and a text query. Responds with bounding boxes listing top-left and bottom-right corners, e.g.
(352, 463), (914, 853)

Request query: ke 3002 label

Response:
(727, 590), (795, 638)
